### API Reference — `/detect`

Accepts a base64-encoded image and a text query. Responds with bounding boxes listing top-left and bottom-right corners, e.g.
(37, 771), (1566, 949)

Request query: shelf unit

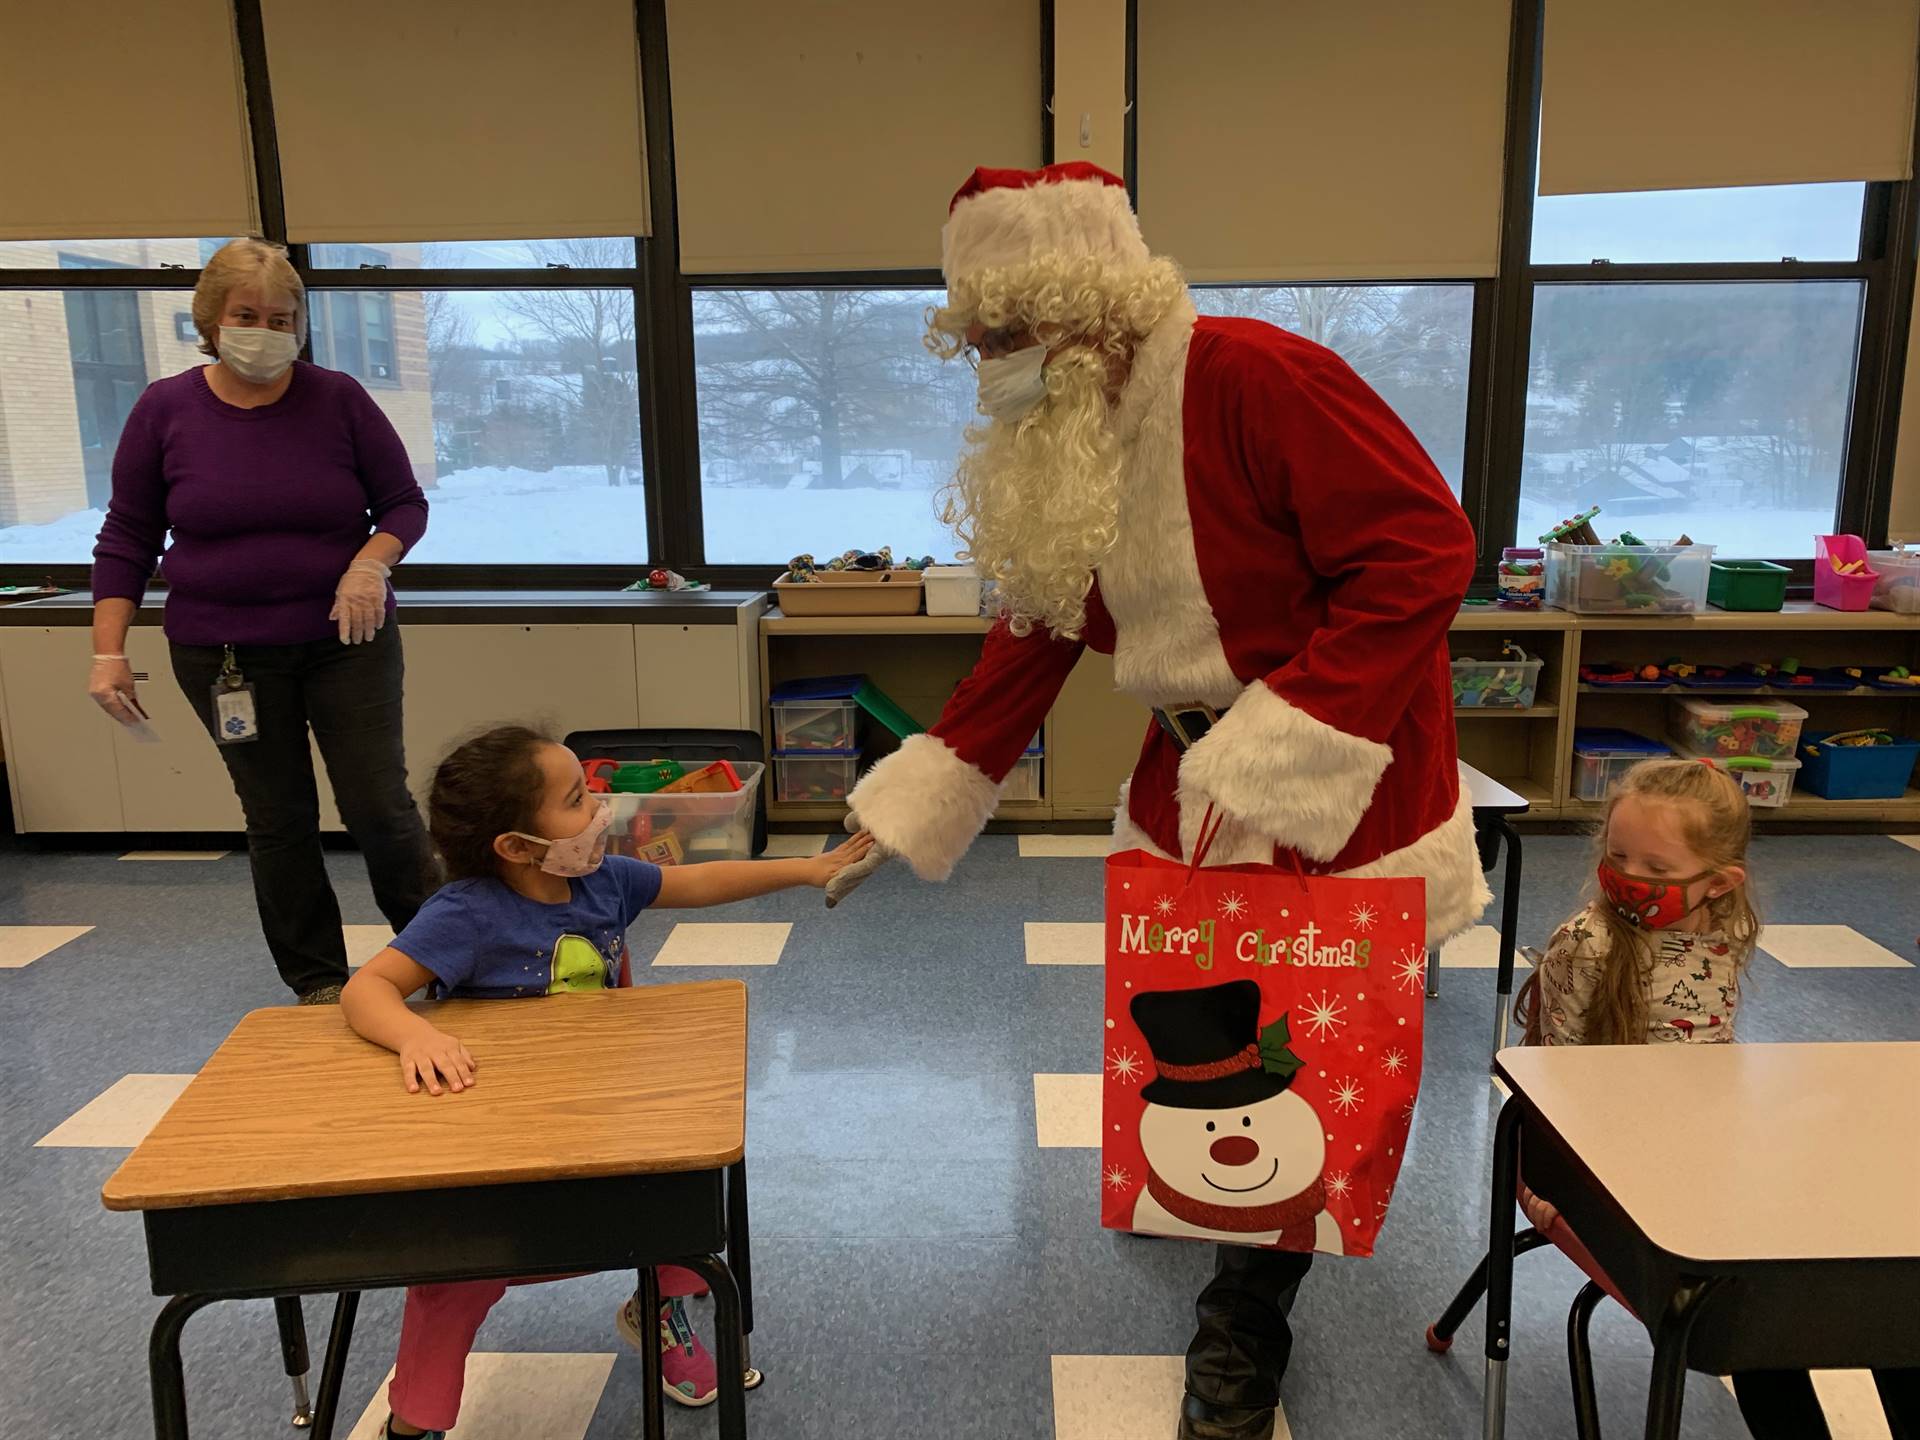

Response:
(763, 602), (1920, 829)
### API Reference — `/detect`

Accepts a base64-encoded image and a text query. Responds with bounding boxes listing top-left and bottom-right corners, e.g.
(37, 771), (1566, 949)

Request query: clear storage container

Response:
(1545, 541), (1714, 614)
(771, 697), (858, 751)
(604, 762), (762, 864)
(1002, 743), (1043, 802)
(1451, 651), (1544, 708)
(1870, 549), (1920, 614)
(923, 564), (984, 616)
(1670, 697), (1808, 760)
(1675, 744), (1802, 808)
(1572, 729), (1671, 801)
(773, 749), (860, 803)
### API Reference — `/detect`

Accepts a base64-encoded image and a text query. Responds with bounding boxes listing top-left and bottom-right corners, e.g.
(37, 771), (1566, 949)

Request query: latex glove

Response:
(824, 810), (895, 909)
(331, 557), (391, 644)
(86, 654), (144, 726)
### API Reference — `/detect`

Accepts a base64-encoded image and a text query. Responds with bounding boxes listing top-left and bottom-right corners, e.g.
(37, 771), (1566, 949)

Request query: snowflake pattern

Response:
(1104, 1163), (1133, 1191)
(1218, 890), (1248, 922)
(1394, 944), (1428, 993)
(1324, 1169), (1353, 1201)
(1330, 1075), (1365, 1115)
(1153, 894), (1178, 918)
(1107, 1047), (1144, 1084)
(1301, 989), (1348, 1042)
(1401, 1094), (1418, 1123)
(1380, 1046), (1408, 1077)
(1347, 902), (1377, 933)
(1376, 1186), (1396, 1221)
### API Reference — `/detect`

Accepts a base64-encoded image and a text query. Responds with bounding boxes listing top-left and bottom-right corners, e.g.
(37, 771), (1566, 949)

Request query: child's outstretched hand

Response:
(398, 1026), (478, 1096)
(807, 830), (876, 889)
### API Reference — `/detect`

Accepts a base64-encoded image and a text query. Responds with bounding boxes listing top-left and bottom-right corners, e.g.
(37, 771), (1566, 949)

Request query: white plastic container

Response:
(1544, 542), (1714, 614)
(772, 749), (859, 803)
(604, 763), (763, 864)
(1675, 743), (1802, 808)
(923, 564), (985, 617)
(771, 698), (858, 751)
(1670, 697), (1808, 761)
(1002, 748), (1043, 802)
(1870, 549), (1920, 614)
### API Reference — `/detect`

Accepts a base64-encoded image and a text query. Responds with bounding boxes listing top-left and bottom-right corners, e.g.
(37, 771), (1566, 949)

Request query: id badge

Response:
(212, 677), (260, 744)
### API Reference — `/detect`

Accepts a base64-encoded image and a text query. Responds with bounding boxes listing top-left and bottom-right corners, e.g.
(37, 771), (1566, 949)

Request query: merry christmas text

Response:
(1117, 914), (1370, 972)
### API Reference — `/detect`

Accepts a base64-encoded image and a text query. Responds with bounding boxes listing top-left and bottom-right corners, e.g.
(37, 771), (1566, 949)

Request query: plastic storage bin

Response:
(1813, 534), (1877, 611)
(1677, 745), (1802, 808)
(924, 565), (984, 616)
(773, 570), (923, 616)
(771, 689), (859, 751)
(604, 762), (763, 864)
(772, 749), (860, 803)
(1002, 741), (1044, 802)
(1670, 697), (1807, 760)
(1797, 730), (1920, 800)
(1451, 649), (1544, 708)
(1870, 549), (1920, 614)
(1707, 560), (1790, 611)
(1572, 729), (1671, 801)
(1545, 542), (1713, 614)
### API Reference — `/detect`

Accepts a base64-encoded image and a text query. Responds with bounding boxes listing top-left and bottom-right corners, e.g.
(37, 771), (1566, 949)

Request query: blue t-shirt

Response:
(390, 855), (664, 999)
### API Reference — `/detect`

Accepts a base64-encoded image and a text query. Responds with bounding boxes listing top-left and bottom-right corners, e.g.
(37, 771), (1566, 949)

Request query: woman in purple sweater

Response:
(88, 239), (435, 1005)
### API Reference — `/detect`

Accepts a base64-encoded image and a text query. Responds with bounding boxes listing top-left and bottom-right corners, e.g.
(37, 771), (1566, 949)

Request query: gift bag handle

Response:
(1186, 804), (1318, 918)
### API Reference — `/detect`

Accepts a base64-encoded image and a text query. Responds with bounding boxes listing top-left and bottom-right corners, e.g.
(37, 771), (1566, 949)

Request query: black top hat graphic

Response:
(1132, 979), (1302, 1110)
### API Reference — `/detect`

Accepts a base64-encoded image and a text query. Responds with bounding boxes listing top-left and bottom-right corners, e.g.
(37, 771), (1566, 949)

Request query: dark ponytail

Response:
(427, 725), (553, 882)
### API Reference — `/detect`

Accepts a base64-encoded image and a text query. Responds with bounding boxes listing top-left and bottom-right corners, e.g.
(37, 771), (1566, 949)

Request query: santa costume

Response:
(843, 161), (1483, 1440)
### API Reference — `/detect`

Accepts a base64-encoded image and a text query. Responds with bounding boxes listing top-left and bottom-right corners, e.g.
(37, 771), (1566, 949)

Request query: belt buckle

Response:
(1158, 704), (1220, 750)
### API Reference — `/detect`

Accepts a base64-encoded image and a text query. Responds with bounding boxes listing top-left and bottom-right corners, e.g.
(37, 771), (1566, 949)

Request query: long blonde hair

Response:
(1522, 759), (1760, 1045)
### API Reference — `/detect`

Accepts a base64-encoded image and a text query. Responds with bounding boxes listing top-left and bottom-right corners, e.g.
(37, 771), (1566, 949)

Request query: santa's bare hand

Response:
(825, 811), (893, 908)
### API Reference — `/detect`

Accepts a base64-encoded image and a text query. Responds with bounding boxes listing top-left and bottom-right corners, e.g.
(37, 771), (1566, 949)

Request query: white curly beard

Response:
(939, 346), (1123, 641)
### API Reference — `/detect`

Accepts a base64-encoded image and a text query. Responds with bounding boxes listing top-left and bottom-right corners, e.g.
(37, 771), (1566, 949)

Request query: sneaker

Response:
(298, 983), (344, 1006)
(383, 1418), (445, 1440)
(616, 1294), (717, 1407)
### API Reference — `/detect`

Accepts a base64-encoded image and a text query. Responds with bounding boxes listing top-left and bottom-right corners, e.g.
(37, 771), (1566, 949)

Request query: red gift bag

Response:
(1101, 816), (1426, 1258)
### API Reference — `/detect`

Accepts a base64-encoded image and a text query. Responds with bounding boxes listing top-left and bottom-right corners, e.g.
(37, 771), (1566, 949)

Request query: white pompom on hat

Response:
(942, 161), (1149, 289)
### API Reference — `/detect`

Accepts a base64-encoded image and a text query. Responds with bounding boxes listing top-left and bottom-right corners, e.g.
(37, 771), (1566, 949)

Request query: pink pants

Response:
(388, 1266), (703, 1432)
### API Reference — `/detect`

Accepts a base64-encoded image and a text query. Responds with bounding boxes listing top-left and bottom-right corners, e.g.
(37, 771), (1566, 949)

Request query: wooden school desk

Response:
(1482, 1042), (1920, 1440)
(102, 982), (755, 1440)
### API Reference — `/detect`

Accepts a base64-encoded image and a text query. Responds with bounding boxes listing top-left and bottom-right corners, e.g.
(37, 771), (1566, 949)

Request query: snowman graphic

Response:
(1128, 979), (1343, 1255)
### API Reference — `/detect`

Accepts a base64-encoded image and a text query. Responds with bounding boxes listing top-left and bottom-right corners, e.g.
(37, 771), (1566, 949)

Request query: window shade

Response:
(1136, 0), (1512, 281)
(0, 0), (256, 241)
(1540, 0), (1919, 196)
(669, 0), (1043, 273)
(264, 0), (648, 243)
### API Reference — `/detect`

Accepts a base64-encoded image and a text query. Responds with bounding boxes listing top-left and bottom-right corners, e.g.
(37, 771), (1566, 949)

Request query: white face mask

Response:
(510, 800), (611, 878)
(218, 326), (300, 384)
(976, 345), (1049, 423)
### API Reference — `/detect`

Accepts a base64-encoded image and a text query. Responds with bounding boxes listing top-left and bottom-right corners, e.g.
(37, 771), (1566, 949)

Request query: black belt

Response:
(1153, 703), (1225, 751)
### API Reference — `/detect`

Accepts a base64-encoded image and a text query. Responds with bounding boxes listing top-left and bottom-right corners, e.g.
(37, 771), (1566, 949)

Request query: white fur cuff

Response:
(846, 734), (1000, 883)
(1175, 681), (1393, 864)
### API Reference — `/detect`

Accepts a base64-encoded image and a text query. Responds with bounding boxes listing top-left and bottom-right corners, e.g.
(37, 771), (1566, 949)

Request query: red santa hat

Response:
(942, 161), (1150, 290)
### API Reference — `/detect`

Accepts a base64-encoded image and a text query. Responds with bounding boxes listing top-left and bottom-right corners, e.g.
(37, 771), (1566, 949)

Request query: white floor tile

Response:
(651, 921), (791, 967)
(1051, 1354), (1292, 1440)
(761, 833), (829, 858)
(1889, 834), (1920, 855)
(1759, 925), (1912, 969)
(1439, 925), (1530, 969)
(1720, 1372), (1891, 1440)
(0, 925), (94, 969)
(343, 924), (395, 969)
(118, 850), (229, 862)
(1025, 921), (1104, 966)
(345, 1352), (616, 1440)
(37, 1074), (194, 1148)
(1034, 1073), (1102, 1148)
(1019, 834), (1112, 858)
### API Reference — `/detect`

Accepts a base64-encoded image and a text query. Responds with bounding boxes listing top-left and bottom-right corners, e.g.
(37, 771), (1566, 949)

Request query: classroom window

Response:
(0, 238), (225, 269)
(310, 291), (400, 384)
(1531, 182), (1865, 266)
(306, 238), (638, 270)
(1192, 284), (1475, 495)
(1516, 281), (1864, 558)
(692, 287), (976, 566)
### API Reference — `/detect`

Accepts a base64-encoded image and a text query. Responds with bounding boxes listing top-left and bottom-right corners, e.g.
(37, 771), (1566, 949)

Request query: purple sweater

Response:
(92, 362), (429, 646)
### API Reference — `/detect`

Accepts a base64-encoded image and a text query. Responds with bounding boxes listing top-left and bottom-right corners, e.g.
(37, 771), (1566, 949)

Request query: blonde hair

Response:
(926, 254), (1188, 639)
(1521, 758), (1760, 1046)
(192, 237), (306, 358)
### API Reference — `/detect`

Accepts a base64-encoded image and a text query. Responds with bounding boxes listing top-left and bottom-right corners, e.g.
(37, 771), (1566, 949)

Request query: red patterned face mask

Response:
(1597, 861), (1717, 930)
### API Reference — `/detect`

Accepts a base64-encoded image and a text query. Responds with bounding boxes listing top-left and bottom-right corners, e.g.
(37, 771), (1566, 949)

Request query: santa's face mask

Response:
(1596, 860), (1717, 930)
(976, 344), (1049, 422)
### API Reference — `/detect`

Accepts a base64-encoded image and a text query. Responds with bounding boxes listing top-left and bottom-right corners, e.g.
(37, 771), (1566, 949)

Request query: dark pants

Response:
(171, 625), (435, 998)
(1185, 1245), (1313, 1411)
(1733, 1368), (1920, 1440)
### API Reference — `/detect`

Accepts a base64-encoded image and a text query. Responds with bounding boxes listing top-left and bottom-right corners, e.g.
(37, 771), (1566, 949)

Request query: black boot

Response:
(1178, 1244), (1314, 1440)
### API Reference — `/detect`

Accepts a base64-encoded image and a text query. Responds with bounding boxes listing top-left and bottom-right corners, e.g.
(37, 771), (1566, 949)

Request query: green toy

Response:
(610, 759), (684, 794)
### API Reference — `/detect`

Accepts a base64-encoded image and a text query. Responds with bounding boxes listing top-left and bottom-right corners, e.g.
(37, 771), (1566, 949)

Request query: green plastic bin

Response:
(1707, 560), (1790, 612)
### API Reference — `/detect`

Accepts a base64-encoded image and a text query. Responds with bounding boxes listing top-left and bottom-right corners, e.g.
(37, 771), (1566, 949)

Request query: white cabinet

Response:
(0, 628), (123, 831)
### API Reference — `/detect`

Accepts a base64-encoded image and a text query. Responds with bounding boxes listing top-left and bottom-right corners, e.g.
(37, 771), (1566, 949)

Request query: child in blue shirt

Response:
(342, 724), (871, 1439)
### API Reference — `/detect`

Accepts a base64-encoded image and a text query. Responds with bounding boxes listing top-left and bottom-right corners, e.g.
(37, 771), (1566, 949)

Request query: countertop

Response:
(0, 589), (769, 627)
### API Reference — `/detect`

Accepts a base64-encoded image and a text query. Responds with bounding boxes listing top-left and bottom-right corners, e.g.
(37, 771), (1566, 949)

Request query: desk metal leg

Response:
(1567, 1280), (1607, 1440)
(150, 1293), (220, 1440)
(638, 1265), (666, 1440)
(728, 1157), (762, 1388)
(686, 1256), (748, 1440)
(1644, 1279), (1718, 1440)
(1491, 818), (1523, 1067)
(1482, 1098), (1523, 1440)
(273, 1296), (314, 1429)
(1427, 946), (1441, 999)
(307, 1293), (359, 1440)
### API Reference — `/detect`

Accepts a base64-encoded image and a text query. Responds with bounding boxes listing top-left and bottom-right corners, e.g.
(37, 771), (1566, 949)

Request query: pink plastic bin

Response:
(1814, 534), (1879, 612)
